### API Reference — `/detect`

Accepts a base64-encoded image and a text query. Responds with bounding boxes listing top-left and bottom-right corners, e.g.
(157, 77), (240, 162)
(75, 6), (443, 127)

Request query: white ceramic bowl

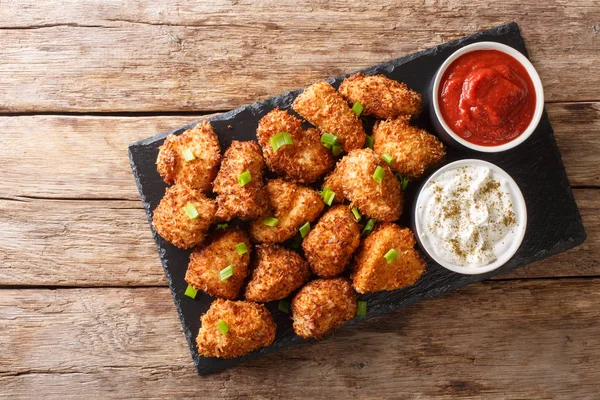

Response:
(413, 159), (527, 275)
(429, 41), (544, 153)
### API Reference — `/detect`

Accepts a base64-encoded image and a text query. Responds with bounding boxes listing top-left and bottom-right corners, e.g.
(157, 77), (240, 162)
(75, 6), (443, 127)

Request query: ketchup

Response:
(438, 50), (536, 146)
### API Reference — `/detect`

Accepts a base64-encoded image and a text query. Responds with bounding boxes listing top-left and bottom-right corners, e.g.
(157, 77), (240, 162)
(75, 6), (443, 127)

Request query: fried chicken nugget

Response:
(245, 244), (310, 302)
(292, 81), (365, 152)
(249, 179), (324, 243)
(338, 73), (422, 119)
(152, 183), (216, 249)
(373, 117), (445, 178)
(156, 120), (221, 193)
(196, 299), (276, 358)
(292, 278), (357, 339)
(213, 140), (269, 221)
(185, 227), (251, 300)
(256, 109), (334, 183)
(302, 205), (361, 278)
(323, 149), (403, 222)
(352, 223), (425, 294)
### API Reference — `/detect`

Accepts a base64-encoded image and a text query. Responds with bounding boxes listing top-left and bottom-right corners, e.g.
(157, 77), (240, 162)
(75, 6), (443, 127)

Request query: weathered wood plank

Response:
(0, 1), (598, 112)
(1, 280), (599, 398)
(0, 189), (596, 286)
(0, 103), (597, 202)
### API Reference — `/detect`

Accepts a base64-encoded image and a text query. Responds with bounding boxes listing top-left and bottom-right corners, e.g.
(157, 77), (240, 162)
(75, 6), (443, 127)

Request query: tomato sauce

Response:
(438, 50), (536, 146)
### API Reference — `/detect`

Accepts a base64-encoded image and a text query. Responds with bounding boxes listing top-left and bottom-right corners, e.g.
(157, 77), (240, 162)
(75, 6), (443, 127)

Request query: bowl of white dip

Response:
(413, 159), (527, 274)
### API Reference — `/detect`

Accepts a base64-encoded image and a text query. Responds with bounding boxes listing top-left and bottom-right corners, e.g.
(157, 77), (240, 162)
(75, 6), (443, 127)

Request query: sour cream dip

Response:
(414, 159), (526, 274)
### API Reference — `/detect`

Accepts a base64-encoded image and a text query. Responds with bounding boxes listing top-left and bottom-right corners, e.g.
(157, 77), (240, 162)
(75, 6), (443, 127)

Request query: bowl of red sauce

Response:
(429, 42), (544, 152)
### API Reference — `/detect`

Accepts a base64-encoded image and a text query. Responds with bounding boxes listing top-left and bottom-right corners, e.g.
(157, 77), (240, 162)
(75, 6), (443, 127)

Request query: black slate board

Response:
(128, 22), (586, 375)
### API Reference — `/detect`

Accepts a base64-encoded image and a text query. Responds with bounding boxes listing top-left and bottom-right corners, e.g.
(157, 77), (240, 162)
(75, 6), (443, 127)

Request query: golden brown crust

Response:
(185, 227), (251, 300)
(324, 148), (403, 222)
(249, 179), (324, 243)
(244, 244), (310, 302)
(352, 223), (425, 294)
(302, 205), (361, 278)
(291, 278), (357, 339)
(156, 120), (221, 193)
(151, 184), (216, 249)
(196, 299), (276, 358)
(338, 73), (422, 119)
(213, 140), (269, 221)
(256, 109), (334, 184)
(292, 81), (365, 152)
(373, 117), (445, 178)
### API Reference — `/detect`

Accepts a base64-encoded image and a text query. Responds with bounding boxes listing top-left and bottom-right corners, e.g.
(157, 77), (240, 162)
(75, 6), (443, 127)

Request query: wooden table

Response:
(1, 2), (598, 398)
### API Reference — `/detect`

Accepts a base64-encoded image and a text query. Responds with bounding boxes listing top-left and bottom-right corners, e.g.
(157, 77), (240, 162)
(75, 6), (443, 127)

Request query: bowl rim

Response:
(414, 158), (528, 275)
(431, 41), (545, 153)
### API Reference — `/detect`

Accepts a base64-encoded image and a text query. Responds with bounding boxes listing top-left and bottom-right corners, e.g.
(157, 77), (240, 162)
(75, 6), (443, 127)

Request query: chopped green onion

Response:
(220, 265), (234, 281)
(321, 133), (339, 147)
(278, 300), (290, 313)
(365, 135), (374, 149)
(299, 222), (311, 238)
(373, 166), (385, 183)
(352, 101), (364, 116)
(291, 234), (302, 250)
(263, 217), (279, 227)
(184, 202), (199, 220)
(216, 320), (229, 335)
(182, 148), (196, 162)
(322, 142), (332, 150)
(216, 223), (228, 230)
(320, 187), (336, 206)
(356, 300), (367, 316)
(270, 132), (293, 151)
(237, 170), (252, 186)
(382, 153), (393, 165)
(362, 219), (376, 236)
(397, 174), (409, 191)
(331, 143), (342, 157)
(184, 284), (198, 299)
(351, 207), (361, 222)
(235, 242), (248, 255)
(384, 248), (398, 264)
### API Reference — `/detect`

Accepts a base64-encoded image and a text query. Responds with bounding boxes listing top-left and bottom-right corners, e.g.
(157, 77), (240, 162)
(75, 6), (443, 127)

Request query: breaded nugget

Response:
(373, 117), (445, 178)
(245, 244), (310, 302)
(152, 183), (216, 249)
(256, 109), (334, 183)
(292, 278), (357, 339)
(185, 227), (251, 300)
(292, 81), (365, 152)
(338, 73), (422, 119)
(302, 205), (361, 277)
(324, 149), (403, 222)
(352, 223), (425, 294)
(213, 140), (269, 221)
(249, 179), (324, 243)
(196, 299), (276, 358)
(156, 120), (221, 193)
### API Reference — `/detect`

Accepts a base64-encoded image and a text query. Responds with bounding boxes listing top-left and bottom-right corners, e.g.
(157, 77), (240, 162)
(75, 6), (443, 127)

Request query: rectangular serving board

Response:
(129, 22), (586, 375)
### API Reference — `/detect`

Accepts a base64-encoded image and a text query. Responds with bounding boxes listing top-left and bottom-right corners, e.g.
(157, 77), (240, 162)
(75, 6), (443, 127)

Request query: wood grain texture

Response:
(0, 1), (598, 112)
(2, 279), (599, 399)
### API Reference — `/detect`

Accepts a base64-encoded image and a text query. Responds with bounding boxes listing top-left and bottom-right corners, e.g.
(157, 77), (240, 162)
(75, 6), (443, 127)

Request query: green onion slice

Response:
(362, 219), (376, 236)
(384, 248), (398, 264)
(352, 101), (364, 116)
(237, 170), (252, 186)
(397, 174), (409, 191)
(320, 187), (336, 206)
(182, 148), (196, 162)
(299, 222), (311, 238)
(321, 133), (339, 147)
(184, 202), (199, 220)
(216, 223), (228, 230)
(351, 207), (361, 222)
(331, 143), (342, 157)
(382, 153), (393, 165)
(184, 284), (198, 299)
(356, 300), (367, 316)
(278, 300), (290, 313)
(270, 132), (293, 151)
(235, 242), (248, 255)
(216, 320), (229, 335)
(365, 135), (374, 149)
(263, 217), (279, 227)
(220, 265), (234, 281)
(373, 166), (385, 183)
